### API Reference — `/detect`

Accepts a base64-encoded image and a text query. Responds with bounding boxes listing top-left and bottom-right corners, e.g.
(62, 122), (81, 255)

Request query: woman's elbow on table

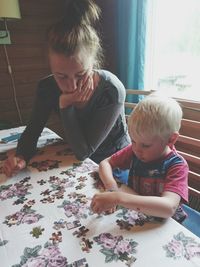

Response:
(73, 145), (95, 162)
(74, 151), (89, 162)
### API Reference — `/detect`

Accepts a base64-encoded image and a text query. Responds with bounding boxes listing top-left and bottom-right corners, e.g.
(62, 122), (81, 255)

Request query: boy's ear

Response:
(168, 132), (179, 146)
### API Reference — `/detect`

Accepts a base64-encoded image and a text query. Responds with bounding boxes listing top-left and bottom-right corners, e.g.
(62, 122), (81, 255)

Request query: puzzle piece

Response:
(75, 182), (86, 190)
(89, 171), (100, 180)
(23, 200), (35, 209)
(77, 176), (87, 182)
(60, 169), (76, 177)
(77, 197), (88, 204)
(116, 219), (133, 230)
(19, 176), (31, 184)
(53, 219), (67, 230)
(124, 256), (136, 267)
(40, 196), (55, 204)
(30, 226), (44, 238)
(37, 179), (46, 185)
(66, 258), (88, 267)
(49, 231), (62, 244)
(66, 220), (81, 230)
(52, 190), (65, 199)
(73, 226), (89, 238)
(40, 189), (52, 196)
(68, 192), (86, 199)
(30, 159), (61, 172)
(13, 197), (27, 205)
(80, 238), (93, 253)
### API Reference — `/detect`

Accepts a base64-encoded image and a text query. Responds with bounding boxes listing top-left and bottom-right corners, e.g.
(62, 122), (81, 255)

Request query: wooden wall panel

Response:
(0, 0), (65, 132)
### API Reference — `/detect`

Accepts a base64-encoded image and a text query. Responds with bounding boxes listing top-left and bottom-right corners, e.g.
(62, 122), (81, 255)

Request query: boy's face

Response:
(130, 130), (169, 163)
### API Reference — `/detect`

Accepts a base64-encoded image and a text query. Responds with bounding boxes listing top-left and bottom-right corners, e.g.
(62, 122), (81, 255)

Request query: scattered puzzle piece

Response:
(40, 196), (55, 204)
(50, 231), (62, 244)
(23, 200), (35, 209)
(77, 176), (87, 182)
(80, 238), (93, 253)
(75, 182), (86, 190)
(53, 219), (67, 230)
(30, 226), (44, 238)
(40, 189), (52, 196)
(116, 219), (133, 230)
(13, 197), (27, 205)
(66, 220), (81, 230)
(66, 258), (88, 267)
(37, 179), (46, 185)
(73, 226), (89, 238)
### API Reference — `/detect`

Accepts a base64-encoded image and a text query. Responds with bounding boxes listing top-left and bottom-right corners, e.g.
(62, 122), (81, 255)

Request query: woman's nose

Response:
(67, 79), (77, 91)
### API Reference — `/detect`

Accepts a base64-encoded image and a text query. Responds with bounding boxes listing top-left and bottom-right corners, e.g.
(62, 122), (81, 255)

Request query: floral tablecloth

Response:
(0, 127), (200, 267)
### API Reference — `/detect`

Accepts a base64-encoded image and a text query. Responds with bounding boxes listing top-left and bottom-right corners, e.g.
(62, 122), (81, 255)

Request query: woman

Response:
(3, 0), (130, 177)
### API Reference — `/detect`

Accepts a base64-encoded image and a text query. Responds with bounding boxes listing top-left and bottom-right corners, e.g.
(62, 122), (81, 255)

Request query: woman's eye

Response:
(55, 74), (67, 80)
(77, 75), (84, 80)
(77, 72), (87, 80)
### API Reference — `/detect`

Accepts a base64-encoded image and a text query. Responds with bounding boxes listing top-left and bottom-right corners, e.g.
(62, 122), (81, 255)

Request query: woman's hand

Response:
(3, 155), (26, 177)
(91, 192), (118, 214)
(59, 72), (94, 109)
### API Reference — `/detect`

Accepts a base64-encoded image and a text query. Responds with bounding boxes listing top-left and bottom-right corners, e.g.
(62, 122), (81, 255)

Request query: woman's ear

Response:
(168, 132), (179, 147)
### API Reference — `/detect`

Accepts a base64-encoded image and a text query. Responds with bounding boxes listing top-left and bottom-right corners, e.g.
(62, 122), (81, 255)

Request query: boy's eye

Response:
(141, 144), (151, 148)
(131, 139), (151, 148)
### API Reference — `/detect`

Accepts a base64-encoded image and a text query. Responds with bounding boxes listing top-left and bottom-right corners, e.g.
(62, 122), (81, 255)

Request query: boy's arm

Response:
(116, 191), (181, 218)
(91, 190), (181, 218)
(98, 157), (119, 191)
(98, 144), (133, 191)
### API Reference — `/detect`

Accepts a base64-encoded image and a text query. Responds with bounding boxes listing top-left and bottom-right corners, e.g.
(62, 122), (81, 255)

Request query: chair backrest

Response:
(125, 89), (200, 211)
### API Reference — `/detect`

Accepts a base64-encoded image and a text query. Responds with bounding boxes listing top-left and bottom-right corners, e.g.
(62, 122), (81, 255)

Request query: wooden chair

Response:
(125, 89), (200, 211)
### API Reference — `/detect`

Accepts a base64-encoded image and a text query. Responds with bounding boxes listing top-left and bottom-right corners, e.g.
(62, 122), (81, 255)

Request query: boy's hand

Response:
(3, 155), (26, 177)
(91, 192), (118, 214)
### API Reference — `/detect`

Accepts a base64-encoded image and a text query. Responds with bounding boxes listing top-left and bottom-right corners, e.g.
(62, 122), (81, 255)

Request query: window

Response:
(145, 0), (200, 101)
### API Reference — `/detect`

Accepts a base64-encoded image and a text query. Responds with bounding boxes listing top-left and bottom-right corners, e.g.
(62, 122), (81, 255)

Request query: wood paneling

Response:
(0, 0), (65, 132)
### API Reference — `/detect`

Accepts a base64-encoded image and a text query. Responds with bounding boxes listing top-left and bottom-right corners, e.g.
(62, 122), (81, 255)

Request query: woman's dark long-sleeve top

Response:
(16, 70), (130, 163)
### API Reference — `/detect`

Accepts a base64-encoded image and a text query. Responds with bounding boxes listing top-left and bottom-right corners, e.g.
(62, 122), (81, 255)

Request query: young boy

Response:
(91, 93), (189, 222)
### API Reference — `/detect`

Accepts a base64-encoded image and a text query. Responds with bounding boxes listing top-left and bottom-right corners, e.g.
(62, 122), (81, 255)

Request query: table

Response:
(0, 127), (200, 267)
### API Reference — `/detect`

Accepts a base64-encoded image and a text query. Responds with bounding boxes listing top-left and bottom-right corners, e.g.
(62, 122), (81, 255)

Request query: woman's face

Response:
(49, 51), (93, 94)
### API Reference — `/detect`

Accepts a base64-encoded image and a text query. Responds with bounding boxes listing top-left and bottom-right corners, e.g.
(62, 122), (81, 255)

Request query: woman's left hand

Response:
(59, 71), (94, 109)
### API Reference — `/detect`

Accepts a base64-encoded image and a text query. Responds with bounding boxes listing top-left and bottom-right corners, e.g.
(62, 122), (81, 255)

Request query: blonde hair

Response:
(128, 93), (183, 140)
(47, 0), (103, 68)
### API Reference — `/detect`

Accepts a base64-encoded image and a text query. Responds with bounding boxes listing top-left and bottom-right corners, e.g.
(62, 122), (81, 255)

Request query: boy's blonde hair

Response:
(128, 93), (183, 140)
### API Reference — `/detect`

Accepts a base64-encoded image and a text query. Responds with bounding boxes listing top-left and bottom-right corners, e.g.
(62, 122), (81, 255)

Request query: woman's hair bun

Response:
(63, 0), (101, 28)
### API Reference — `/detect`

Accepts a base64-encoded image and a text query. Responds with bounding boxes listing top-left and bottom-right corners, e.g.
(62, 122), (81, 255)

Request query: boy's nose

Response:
(134, 144), (143, 154)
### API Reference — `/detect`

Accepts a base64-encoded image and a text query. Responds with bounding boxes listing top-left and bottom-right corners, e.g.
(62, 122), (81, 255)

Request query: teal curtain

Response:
(116, 0), (148, 103)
